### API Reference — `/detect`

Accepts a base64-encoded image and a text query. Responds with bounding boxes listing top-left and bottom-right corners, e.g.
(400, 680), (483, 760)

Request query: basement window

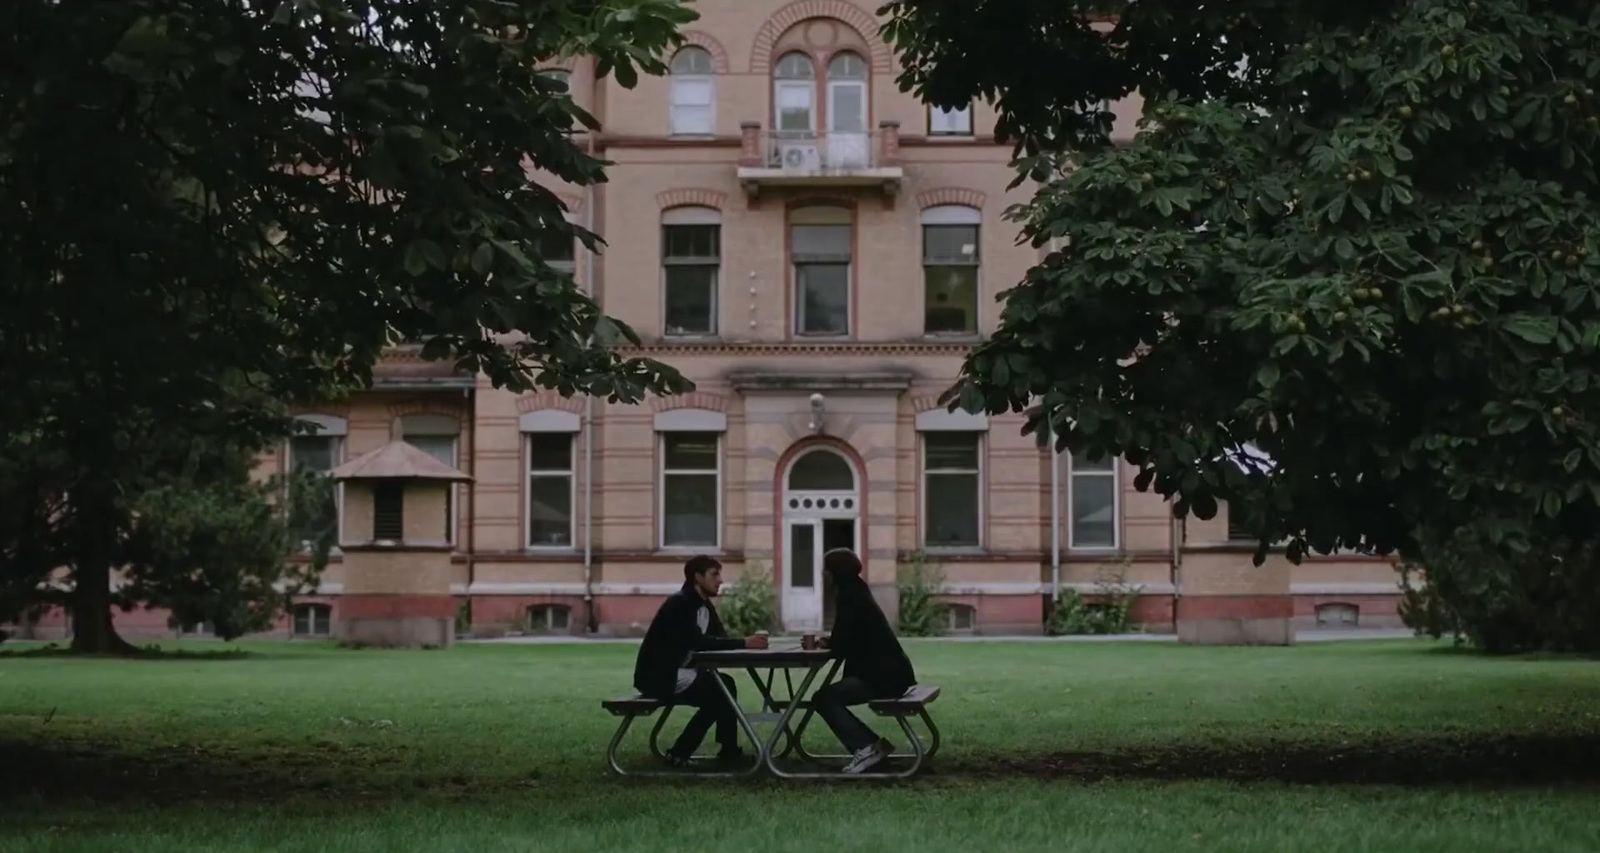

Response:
(1315, 602), (1359, 628)
(528, 604), (571, 633)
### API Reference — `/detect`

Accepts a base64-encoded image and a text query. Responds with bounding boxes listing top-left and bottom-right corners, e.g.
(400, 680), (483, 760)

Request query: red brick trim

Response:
(515, 391), (585, 415)
(339, 594), (456, 619)
(678, 31), (731, 73)
(650, 391), (728, 413)
(656, 188), (728, 211)
(1176, 595), (1294, 621)
(386, 401), (465, 420)
(915, 187), (987, 212)
(749, 0), (894, 74)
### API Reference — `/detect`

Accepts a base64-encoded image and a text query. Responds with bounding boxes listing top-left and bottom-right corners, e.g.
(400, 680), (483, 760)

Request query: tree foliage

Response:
(0, 0), (697, 651)
(882, 1), (1600, 649)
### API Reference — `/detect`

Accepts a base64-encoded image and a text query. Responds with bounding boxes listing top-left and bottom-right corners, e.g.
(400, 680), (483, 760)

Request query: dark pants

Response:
(812, 676), (886, 753)
(671, 671), (739, 757)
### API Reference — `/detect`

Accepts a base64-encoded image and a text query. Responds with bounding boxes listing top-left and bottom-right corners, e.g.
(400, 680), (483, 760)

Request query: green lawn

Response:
(2, 638), (1598, 852)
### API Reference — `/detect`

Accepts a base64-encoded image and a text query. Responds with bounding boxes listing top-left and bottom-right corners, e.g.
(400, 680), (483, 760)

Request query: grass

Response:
(1, 638), (1599, 852)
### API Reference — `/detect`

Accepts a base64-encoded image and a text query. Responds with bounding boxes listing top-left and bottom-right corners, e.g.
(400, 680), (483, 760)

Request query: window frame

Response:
(920, 205), (983, 337)
(660, 206), (721, 338)
(400, 415), (460, 546)
(287, 418), (345, 551)
(790, 206), (853, 338)
(773, 51), (817, 135)
(824, 51), (869, 136)
(1067, 451), (1120, 551)
(928, 102), (974, 136)
(668, 47), (716, 136)
(525, 431), (577, 551)
(658, 431), (722, 551)
(919, 431), (984, 551)
(292, 603), (333, 637)
(527, 603), (572, 633)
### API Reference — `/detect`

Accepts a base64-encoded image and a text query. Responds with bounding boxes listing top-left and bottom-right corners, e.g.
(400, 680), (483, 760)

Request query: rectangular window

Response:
(537, 227), (576, 278)
(929, 104), (973, 135)
(670, 78), (714, 135)
(293, 604), (332, 637)
(661, 432), (719, 548)
(923, 224), (980, 334)
(288, 435), (341, 547)
(526, 433), (574, 548)
(776, 82), (814, 134)
(922, 433), (982, 548)
(792, 223), (851, 335)
(1069, 451), (1118, 549)
(403, 434), (458, 543)
(663, 223), (719, 336)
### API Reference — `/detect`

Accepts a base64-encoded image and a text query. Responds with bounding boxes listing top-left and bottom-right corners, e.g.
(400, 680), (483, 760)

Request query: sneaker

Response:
(876, 737), (896, 757)
(662, 751), (693, 769)
(841, 742), (888, 775)
(714, 746), (747, 765)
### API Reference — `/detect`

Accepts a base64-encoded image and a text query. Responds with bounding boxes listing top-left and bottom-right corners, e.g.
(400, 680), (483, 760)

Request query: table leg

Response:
(784, 658), (841, 762)
(763, 663), (834, 778)
(710, 668), (766, 778)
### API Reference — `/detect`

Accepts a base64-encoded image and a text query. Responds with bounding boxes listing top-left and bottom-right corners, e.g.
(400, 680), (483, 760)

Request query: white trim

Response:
(1290, 582), (1402, 596)
(295, 414), (348, 437)
(937, 581), (1176, 596)
(929, 103), (973, 136)
(920, 204), (983, 225)
(669, 74), (715, 136)
(915, 409), (989, 431)
(919, 432), (983, 550)
(659, 431), (722, 550)
(469, 582), (684, 596)
(1067, 453), (1120, 551)
(519, 410), (581, 432)
(661, 206), (722, 226)
(654, 408), (727, 432)
(773, 78), (816, 134)
(525, 432), (577, 550)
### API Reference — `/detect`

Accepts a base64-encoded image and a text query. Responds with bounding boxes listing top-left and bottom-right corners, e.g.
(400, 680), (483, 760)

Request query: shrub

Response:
(1049, 563), (1142, 635)
(719, 560), (776, 637)
(897, 552), (948, 637)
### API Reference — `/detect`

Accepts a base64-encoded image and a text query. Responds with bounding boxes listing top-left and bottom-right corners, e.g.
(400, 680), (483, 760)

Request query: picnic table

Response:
(603, 645), (941, 779)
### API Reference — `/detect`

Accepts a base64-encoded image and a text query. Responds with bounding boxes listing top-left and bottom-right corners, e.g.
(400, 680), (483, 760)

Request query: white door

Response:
(783, 519), (823, 631)
(826, 80), (869, 169)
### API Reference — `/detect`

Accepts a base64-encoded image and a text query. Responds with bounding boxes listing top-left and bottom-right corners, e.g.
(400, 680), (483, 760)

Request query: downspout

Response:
(1049, 429), (1061, 606)
(582, 64), (599, 634)
(1170, 513), (1184, 634)
(465, 385), (476, 634)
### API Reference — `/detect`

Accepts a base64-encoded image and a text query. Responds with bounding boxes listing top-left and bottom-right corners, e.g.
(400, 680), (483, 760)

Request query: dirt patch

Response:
(5, 733), (1600, 804)
(961, 733), (1600, 787)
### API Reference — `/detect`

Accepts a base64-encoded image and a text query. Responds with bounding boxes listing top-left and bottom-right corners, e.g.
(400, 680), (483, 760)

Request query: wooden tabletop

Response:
(691, 648), (834, 667)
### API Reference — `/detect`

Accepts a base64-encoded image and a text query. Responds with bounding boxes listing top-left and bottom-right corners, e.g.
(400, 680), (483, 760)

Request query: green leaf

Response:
(1501, 315), (1558, 345)
(470, 243), (495, 276)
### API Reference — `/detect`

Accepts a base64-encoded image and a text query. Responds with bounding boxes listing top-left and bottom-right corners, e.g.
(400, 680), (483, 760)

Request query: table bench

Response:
(778, 684), (942, 778)
(601, 692), (762, 778)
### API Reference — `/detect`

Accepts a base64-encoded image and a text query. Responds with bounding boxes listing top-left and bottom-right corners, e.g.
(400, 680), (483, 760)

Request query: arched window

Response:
(774, 52), (816, 134)
(528, 604), (571, 633)
(921, 205), (982, 335)
(825, 52), (868, 133)
(661, 206), (721, 336)
(669, 47), (715, 135)
(293, 603), (333, 637)
(789, 450), (854, 491)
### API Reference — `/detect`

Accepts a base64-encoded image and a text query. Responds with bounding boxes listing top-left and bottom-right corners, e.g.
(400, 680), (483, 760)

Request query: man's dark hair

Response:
(684, 554), (723, 582)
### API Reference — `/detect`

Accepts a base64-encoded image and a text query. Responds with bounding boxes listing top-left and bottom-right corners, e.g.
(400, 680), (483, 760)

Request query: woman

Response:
(814, 548), (917, 774)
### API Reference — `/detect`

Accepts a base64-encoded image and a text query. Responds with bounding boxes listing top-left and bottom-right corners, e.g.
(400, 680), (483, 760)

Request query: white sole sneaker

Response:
(842, 745), (888, 775)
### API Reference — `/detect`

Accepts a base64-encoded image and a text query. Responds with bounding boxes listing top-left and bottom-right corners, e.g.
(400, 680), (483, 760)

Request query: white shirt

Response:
(673, 604), (712, 694)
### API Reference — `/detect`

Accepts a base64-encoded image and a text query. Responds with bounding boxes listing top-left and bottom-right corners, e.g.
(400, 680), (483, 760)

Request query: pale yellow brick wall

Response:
(341, 551), (455, 596)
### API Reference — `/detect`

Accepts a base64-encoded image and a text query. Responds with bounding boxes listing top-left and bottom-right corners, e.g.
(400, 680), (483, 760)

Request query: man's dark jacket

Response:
(633, 581), (744, 699)
(830, 574), (916, 696)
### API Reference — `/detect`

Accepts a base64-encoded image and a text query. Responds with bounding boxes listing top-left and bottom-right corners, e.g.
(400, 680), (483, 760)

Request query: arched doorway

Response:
(781, 446), (859, 631)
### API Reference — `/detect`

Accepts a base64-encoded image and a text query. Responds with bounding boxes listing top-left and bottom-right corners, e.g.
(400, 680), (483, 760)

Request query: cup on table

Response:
(800, 633), (818, 650)
(752, 630), (770, 649)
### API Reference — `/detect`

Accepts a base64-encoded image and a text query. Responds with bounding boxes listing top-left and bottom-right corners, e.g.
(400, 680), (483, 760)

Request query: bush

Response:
(1048, 564), (1142, 635)
(897, 552), (948, 637)
(1399, 528), (1600, 654)
(719, 561), (776, 637)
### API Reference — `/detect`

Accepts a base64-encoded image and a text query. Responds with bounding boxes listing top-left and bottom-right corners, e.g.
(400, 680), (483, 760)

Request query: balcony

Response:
(737, 121), (903, 200)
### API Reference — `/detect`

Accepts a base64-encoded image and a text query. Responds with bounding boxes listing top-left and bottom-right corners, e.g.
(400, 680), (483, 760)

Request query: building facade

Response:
(9, 0), (1403, 644)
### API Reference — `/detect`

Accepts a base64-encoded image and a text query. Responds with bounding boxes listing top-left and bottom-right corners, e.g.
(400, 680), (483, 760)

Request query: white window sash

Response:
(658, 435), (721, 549)
(1067, 463), (1120, 551)
(931, 104), (972, 135)
(526, 434), (576, 550)
(920, 435), (983, 549)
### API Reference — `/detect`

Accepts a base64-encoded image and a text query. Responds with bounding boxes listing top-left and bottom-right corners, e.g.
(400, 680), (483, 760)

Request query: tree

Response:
(0, 0), (697, 651)
(881, 1), (1600, 649)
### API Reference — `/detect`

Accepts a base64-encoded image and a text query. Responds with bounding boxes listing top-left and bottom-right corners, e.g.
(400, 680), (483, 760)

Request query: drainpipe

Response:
(1049, 427), (1061, 606)
(581, 64), (599, 634)
(465, 386), (476, 633)
(1170, 513), (1184, 633)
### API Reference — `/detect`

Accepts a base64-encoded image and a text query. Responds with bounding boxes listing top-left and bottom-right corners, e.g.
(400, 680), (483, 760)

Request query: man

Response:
(814, 548), (917, 774)
(633, 555), (768, 766)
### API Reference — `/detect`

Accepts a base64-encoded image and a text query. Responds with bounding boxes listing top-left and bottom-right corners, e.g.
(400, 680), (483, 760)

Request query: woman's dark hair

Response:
(684, 554), (723, 582)
(822, 548), (862, 578)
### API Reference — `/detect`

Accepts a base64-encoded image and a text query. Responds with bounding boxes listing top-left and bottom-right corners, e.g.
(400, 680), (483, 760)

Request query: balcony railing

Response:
(737, 121), (902, 198)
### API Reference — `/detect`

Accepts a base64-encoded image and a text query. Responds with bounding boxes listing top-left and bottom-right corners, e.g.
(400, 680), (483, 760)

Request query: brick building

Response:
(10, 0), (1401, 644)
